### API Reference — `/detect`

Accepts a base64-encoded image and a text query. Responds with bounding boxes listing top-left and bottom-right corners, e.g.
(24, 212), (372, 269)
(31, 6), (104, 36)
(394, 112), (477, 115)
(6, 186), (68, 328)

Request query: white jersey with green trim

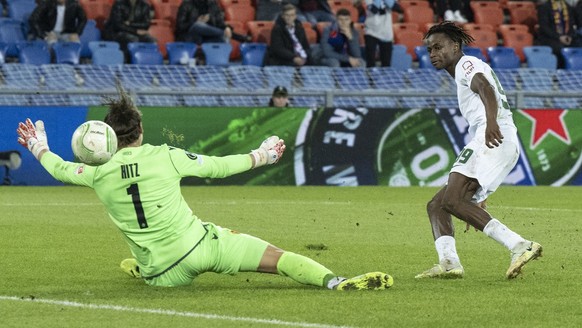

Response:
(454, 55), (516, 138)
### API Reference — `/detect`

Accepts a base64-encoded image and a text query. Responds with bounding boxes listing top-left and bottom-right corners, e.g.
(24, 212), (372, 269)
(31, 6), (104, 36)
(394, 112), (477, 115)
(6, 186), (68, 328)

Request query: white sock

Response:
(326, 276), (346, 290)
(483, 219), (529, 252)
(435, 236), (461, 269)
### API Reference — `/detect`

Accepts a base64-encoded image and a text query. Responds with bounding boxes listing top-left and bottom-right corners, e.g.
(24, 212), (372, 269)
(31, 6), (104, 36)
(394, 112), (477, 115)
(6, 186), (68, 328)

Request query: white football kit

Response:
(450, 55), (519, 202)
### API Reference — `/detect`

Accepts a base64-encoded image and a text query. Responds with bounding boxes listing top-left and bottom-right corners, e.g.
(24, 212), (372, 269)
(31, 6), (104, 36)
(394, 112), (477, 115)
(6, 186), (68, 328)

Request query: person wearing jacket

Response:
(28, 0), (87, 44)
(266, 4), (312, 66)
(319, 8), (365, 67)
(102, 0), (156, 58)
(175, 0), (250, 44)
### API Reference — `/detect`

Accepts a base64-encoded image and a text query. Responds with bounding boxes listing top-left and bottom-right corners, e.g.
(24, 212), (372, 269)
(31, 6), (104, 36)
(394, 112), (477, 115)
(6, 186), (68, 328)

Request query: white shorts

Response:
(450, 125), (519, 203)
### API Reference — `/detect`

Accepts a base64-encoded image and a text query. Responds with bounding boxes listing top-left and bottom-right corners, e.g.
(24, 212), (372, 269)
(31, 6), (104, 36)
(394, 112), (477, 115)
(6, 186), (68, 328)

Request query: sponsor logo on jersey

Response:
(462, 60), (474, 76)
(185, 151), (198, 160)
(75, 165), (84, 175)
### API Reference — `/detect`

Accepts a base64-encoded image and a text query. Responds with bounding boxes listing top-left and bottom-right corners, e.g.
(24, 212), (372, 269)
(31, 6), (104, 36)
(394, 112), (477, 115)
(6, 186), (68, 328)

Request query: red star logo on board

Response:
(521, 109), (571, 148)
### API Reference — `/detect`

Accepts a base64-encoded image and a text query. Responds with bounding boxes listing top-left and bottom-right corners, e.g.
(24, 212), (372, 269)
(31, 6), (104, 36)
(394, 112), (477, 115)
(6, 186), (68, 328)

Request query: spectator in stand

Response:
(297, 0), (335, 26)
(265, 4), (313, 66)
(28, 0), (87, 45)
(431, 0), (468, 23)
(256, 0), (299, 21)
(175, 0), (251, 44)
(269, 86), (290, 107)
(102, 0), (156, 60)
(1, 0), (8, 17)
(363, 0), (400, 67)
(319, 8), (365, 67)
(536, 0), (582, 68)
(572, 0), (582, 41)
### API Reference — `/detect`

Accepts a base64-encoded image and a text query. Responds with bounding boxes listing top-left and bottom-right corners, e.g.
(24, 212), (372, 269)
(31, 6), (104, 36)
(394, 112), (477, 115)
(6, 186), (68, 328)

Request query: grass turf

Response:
(1, 186), (581, 327)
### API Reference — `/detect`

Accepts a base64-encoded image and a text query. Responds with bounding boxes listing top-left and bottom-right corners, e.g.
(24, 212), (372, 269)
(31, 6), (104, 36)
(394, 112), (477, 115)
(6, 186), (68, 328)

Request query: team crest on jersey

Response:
(185, 151), (198, 160)
(75, 165), (85, 175)
(462, 60), (474, 76)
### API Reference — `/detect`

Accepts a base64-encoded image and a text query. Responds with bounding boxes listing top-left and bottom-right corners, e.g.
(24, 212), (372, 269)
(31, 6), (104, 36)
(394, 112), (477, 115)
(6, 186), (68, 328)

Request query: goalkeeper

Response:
(16, 86), (392, 291)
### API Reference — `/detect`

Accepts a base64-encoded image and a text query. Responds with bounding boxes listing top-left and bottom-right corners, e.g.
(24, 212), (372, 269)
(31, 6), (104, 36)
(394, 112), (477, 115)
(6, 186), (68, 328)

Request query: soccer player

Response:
(16, 86), (393, 290)
(415, 22), (543, 279)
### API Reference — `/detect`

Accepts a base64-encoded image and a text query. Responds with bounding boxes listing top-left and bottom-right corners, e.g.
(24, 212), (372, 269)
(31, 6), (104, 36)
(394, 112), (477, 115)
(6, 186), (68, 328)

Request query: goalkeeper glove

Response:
(250, 136), (286, 168)
(17, 118), (50, 160)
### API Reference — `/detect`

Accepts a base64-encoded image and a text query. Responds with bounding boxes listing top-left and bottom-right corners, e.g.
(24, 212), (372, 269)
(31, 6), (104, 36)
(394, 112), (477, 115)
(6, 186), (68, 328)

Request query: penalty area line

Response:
(0, 295), (353, 328)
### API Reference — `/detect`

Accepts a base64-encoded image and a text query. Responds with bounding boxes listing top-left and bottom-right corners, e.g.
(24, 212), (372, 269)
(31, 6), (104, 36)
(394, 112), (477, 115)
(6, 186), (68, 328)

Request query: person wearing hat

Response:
(269, 86), (290, 107)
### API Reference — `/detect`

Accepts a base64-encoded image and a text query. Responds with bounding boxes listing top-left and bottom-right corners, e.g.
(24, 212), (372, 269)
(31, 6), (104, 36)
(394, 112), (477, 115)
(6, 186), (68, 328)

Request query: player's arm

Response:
(17, 118), (95, 187)
(170, 136), (286, 178)
(470, 73), (504, 148)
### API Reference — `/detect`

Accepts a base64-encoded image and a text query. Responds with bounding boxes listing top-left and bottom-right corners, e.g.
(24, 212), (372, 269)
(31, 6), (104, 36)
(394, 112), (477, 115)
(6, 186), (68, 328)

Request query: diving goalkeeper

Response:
(16, 86), (392, 291)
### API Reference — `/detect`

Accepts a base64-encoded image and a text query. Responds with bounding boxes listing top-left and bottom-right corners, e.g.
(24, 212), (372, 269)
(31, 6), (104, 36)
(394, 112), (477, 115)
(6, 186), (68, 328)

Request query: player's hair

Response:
(424, 21), (475, 48)
(103, 82), (143, 148)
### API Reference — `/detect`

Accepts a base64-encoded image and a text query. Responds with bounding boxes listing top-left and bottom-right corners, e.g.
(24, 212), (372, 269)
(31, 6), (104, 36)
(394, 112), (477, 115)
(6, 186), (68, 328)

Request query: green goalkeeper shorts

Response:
(145, 222), (269, 287)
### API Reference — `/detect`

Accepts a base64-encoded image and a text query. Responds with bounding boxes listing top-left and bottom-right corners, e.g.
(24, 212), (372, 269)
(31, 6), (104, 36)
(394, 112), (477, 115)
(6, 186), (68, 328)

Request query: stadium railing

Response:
(0, 65), (580, 108)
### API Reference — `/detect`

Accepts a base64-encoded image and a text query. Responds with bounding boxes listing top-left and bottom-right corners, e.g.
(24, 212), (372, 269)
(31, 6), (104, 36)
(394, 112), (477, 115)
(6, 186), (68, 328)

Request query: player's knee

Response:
(426, 198), (440, 215)
(440, 196), (460, 215)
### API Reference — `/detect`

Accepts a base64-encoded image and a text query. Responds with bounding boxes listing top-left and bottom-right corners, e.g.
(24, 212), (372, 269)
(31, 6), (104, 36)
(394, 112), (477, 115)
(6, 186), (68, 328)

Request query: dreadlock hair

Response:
(103, 82), (143, 148)
(424, 21), (475, 48)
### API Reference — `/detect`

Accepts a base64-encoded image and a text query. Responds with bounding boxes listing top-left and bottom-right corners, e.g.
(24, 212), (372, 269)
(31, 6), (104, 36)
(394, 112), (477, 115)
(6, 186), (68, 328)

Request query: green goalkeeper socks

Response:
(276, 252), (335, 288)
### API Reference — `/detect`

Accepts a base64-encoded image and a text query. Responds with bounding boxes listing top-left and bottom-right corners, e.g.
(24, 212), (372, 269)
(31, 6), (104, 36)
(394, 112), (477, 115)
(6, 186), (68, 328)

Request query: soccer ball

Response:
(71, 120), (118, 165)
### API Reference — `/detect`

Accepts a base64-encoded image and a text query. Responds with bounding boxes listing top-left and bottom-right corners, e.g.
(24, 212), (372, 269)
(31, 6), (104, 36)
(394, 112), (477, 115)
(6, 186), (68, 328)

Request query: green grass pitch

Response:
(1, 186), (581, 327)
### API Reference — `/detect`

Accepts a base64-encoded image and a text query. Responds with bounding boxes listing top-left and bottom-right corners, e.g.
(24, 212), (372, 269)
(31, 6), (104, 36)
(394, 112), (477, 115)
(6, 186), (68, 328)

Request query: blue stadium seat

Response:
(0, 19), (26, 57)
(8, 0), (35, 22)
(92, 48), (124, 65)
(201, 42), (232, 66)
(418, 54), (435, 69)
(333, 67), (370, 90)
(69, 95), (104, 106)
(157, 66), (195, 89)
(227, 66), (265, 90)
(561, 47), (582, 70)
(132, 49), (164, 65)
(192, 66), (228, 90)
(240, 43), (267, 66)
(53, 42), (82, 65)
(414, 46), (427, 60)
(17, 41), (50, 65)
(88, 41), (119, 53)
(391, 44), (412, 70)
(369, 67), (408, 90)
(0, 41), (7, 64)
(127, 42), (159, 58)
(518, 68), (554, 92)
(300, 66), (335, 91)
(80, 20), (101, 58)
(263, 66), (295, 89)
(523, 46), (557, 69)
(166, 42), (197, 65)
(487, 47), (520, 69)
(463, 46), (487, 62)
(292, 96), (324, 107)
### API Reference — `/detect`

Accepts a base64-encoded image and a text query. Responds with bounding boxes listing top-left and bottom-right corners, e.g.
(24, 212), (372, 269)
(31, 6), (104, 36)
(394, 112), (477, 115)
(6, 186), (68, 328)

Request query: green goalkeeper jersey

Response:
(40, 144), (253, 278)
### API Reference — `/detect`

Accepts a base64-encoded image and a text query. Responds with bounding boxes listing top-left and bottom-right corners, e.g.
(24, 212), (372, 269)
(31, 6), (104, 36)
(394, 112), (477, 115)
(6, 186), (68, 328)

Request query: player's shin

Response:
(276, 252), (335, 288)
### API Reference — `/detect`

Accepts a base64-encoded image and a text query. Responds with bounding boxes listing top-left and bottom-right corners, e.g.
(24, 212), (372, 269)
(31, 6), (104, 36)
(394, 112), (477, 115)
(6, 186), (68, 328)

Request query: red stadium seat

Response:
(302, 22), (318, 44)
(219, 0), (252, 9)
(468, 28), (499, 60)
(150, 0), (180, 28)
(148, 24), (175, 58)
(507, 1), (537, 33)
(500, 29), (533, 62)
(393, 28), (424, 60)
(247, 21), (274, 44)
(470, 1), (504, 27)
(328, 0), (359, 22)
(498, 24), (529, 35)
(463, 23), (495, 32)
(224, 5), (255, 23)
(403, 5), (434, 26)
(393, 22), (420, 32)
(79, 0), (112, 30)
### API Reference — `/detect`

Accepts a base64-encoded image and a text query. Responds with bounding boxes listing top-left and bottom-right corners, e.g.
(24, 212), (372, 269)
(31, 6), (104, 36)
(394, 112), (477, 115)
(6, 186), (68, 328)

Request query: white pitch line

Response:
(0, 295), (353, 328)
